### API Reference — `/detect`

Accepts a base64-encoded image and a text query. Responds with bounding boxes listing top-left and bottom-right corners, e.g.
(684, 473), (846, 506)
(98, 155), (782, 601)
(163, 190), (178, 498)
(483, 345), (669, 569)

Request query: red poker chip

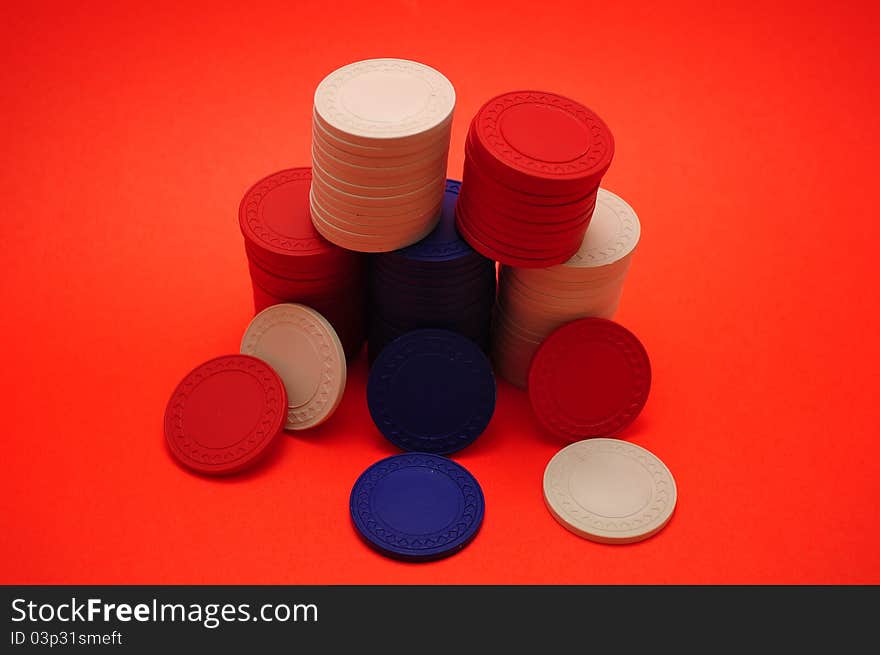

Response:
(456, 219), (577, 268)
(461, 153), (599, 215)
(462, 147), (600, 208)
(528, 318), (651, 441)
(457, 187), (595, 240)
(458, 182), (597, 230)
(464, 130), (602, 206)
(164, 355), (288, 475)
(244, 240), (360, 280)
(251, 278), (287, 314)
(455, 207), (579, 268)
(456, 201), (583, 256)
(470, 91), (614, 194)
(246, 257), (362, 297)
(458, 204), (588, 254)
(239, 167), (347, 266)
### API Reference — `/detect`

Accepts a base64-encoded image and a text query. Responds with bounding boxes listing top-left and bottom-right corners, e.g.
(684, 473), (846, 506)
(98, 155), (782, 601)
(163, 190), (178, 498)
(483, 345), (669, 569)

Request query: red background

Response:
(2, 0), (878, 584)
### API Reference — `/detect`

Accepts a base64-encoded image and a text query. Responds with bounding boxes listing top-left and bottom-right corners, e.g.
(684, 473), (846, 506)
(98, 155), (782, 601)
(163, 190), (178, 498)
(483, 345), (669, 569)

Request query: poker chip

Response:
(310, 59), (455, 252)
(164, 355), (287, 475)
(240, 303), (347, 431)
(543, 439), (676, 544)
(491, 189), (640, 388)
(367, 180), (496, 363)
(456, 91), (614, 267)
(367, 329), (495, 454)
(239, 167), (366, 358)
(528, 318), (650, 440)
(490, 305), (542, 389)
(349, 453), (485, 561)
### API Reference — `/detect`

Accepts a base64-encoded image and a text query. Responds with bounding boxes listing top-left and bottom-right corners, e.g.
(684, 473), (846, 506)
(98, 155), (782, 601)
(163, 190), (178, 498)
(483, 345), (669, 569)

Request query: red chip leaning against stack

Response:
(456, 91), (614, 267)
(239, 167), (366, 359)
(528, 318), (651, 441)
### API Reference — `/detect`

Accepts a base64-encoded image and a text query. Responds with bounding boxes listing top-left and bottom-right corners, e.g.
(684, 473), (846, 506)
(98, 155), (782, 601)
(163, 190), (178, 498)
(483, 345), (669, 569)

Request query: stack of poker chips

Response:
(367, 180), (496, 364)
(456, 91), (614, 267)
(239, 168), (366, 359)
(309, 58), (456, 252)
(492, 189), (641, 388)
(168, 64), (675, 555)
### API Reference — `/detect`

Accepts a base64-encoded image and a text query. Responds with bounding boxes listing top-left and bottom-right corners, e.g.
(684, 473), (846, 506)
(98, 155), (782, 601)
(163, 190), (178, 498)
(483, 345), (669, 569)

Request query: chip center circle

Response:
(390, 353), (476, 436)
(257, 324), (322, 408)
(341, 71), (431, 124)
(554, 340), (632, 424)
(371, 467), (462, 535)
(259, 179), (314, 240)
(183, 370), (264, 449)
(499, 103), (591, 163)
(568, 451), (652, 518)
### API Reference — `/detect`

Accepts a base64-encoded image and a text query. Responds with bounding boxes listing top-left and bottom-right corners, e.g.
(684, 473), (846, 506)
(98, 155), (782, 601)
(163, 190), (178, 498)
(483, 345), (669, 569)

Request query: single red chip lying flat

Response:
(528, 318), (650, 440)
(164, 354), (288, 475)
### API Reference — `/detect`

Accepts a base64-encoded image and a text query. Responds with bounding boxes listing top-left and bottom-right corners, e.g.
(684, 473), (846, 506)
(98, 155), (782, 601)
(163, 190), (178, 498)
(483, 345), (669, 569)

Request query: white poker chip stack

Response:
(492, 189), (641, 388)
(310, 58), (456, 252)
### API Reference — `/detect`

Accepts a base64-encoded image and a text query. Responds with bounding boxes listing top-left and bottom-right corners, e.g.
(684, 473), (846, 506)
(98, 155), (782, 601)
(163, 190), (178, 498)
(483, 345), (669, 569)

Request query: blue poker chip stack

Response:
(367, 180), (497, 364)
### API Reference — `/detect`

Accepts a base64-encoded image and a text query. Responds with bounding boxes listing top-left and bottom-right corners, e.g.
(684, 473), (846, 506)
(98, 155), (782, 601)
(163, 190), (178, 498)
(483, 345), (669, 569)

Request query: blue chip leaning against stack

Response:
(368, 180), (496, 364)
(367, 329), (496, 455)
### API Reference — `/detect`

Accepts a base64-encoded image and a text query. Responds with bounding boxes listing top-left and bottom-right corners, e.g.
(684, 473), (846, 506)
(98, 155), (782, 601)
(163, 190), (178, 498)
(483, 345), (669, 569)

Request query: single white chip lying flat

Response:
(542, 438), (676, 544)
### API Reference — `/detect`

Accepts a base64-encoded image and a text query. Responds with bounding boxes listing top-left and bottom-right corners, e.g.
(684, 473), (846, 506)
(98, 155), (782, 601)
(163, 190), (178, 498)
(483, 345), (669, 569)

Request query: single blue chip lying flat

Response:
(349, 452), (485, 562)
(367, 329), (496, 454)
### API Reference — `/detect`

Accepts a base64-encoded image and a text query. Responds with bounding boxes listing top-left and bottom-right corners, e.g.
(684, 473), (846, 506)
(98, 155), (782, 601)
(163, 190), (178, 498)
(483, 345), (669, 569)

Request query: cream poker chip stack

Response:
(492, 188), (641, 388)
(310, 58), (456, 252)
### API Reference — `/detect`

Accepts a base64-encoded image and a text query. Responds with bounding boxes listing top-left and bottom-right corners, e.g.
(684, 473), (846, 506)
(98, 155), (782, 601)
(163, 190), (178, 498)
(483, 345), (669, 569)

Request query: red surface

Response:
(1, 0), (878, 584)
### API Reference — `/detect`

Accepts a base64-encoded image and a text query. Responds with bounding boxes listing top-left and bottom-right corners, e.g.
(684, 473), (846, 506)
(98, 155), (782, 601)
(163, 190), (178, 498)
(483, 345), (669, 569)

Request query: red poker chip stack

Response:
(455, 91), (614, 268)
(239, 167), (366, 359)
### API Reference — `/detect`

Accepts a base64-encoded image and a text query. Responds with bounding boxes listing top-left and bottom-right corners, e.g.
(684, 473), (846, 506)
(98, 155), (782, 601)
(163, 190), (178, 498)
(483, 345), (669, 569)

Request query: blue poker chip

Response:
(372, 258), (496, 289)
(368, 287), (496, 322)
(349, 452), (485, 562)
(375, 249), (492, 278)
(367, 329), (496, 454)
(395, 180), (474, 263)
(367, 314), (491, 366)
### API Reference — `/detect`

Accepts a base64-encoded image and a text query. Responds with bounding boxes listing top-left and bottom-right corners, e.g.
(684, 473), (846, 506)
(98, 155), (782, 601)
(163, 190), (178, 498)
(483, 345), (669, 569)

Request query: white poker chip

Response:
(314, 58), (455, 141)
(240, 303), (347, 431)
(542, 439), (676, 544)
(556, 188), (640, 270)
